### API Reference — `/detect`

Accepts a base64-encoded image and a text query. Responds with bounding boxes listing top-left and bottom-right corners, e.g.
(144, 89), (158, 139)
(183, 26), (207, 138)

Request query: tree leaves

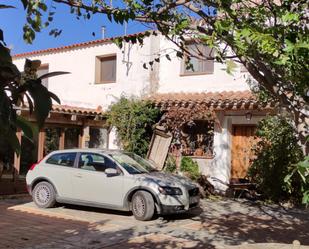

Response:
(226, 60), (237, 75)
(107, 97), (161, 156)
(0, 29), (3, 42)
(0, 33), (63, 154)
(248, 116), (305, 204)
(0, 4), (16, 9)
(0, 127), (21, 155)
(38, 71), (70, 80)
(0, 43), (12, 63)
(25, 79), (58, 127)
(16, 115), (38, 142)
(20, 0), (28, 9)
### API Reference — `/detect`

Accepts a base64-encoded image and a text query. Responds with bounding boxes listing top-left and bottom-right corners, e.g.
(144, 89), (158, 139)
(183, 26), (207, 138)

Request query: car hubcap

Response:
(133, 195), (145, 217)
(35, 185), (50, 205)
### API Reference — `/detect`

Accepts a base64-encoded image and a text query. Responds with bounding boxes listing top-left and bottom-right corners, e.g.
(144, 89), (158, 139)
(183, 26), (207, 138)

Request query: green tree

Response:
(3, 0), (309, 154)
(107, 97), (161, 157)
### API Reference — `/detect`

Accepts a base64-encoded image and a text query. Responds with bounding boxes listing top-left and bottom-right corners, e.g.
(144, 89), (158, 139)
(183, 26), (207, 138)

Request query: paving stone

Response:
(1, 197), (309, 249)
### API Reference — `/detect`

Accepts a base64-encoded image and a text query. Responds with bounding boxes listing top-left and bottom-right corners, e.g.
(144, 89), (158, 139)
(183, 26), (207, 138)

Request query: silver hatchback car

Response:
(26, 149), (200, 220)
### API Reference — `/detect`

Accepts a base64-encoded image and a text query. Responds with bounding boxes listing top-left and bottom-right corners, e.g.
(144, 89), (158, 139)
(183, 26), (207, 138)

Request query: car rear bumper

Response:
(26, 184), (32, 195)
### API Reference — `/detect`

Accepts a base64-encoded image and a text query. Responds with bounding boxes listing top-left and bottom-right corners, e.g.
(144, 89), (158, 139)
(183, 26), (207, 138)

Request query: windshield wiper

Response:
(149, 169), (158, 172)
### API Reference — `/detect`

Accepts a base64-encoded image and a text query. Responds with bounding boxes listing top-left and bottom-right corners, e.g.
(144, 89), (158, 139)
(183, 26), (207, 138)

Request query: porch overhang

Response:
(11, 104), (107, 180)
(16, 104), (107, 127)
(151, 90), (276, 112)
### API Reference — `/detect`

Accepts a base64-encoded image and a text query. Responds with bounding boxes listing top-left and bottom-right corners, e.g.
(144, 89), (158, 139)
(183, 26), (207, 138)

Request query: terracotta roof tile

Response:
(13, 31), (152, 58)
(151, 90), (254, 102)
(52, 104), (105, 115)
(150, 90), (275, 110)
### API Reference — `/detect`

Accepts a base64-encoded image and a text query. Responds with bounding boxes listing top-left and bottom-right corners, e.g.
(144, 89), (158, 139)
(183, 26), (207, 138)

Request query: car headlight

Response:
(158, 186), (183, 195)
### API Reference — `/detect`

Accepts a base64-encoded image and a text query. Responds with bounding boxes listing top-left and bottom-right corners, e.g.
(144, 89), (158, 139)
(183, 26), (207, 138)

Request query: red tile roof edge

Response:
(150, 90), (276, 110)
(52, 104), (105, 115)
(13, 30), (154, 58)
(150, 90), (256, 102)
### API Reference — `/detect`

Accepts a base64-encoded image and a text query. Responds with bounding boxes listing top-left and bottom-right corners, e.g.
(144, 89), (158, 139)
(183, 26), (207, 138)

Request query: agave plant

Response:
(0, 32), (69, 154)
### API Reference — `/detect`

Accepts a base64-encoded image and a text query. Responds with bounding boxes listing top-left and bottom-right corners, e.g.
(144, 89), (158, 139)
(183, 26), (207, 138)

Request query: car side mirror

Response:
(105, 168), (119, 177)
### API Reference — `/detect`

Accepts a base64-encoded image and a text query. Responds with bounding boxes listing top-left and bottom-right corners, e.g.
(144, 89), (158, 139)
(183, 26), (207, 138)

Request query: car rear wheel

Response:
(131, 191), (155, 221)
(33, 181), (56, 208)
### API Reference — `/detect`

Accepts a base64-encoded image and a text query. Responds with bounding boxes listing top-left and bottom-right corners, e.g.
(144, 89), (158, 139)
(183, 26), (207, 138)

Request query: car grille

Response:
(188, 187), (199, 197)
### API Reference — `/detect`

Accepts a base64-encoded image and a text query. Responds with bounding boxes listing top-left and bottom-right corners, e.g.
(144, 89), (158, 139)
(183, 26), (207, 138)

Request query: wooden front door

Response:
(231, 125), (256, 179)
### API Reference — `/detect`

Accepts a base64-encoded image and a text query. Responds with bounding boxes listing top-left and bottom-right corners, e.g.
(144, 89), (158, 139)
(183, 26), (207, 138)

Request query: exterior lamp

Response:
(245, 112), (252, 121)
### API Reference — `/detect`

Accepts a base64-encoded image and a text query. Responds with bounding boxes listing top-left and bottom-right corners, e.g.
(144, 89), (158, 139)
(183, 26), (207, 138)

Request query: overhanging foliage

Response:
(107, 97), (161, 157)
(0, 18), (68, 153)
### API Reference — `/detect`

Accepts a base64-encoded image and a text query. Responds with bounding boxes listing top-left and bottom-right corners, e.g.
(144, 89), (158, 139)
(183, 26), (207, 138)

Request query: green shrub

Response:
(163, 155), (177, 173)
(180, 156), (200, 181)
(285, 156), (309, 206)
(248, 116), (304, 204)
(107, 97), (161, 157)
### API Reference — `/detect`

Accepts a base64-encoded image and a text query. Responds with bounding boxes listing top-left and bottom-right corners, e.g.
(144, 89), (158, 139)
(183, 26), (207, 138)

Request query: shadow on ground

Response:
(1, 197), (308, 248)
(195, 199), (309, 246)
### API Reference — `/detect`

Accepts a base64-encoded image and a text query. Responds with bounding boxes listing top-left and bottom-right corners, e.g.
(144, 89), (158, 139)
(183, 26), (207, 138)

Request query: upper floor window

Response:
(37, 64), (49, 89)
(95, 55), (117, 83)
(181, 42), (214, 76)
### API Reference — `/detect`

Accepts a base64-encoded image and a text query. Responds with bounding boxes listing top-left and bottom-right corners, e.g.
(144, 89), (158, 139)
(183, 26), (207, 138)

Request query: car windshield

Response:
(109, 152), (157, 174)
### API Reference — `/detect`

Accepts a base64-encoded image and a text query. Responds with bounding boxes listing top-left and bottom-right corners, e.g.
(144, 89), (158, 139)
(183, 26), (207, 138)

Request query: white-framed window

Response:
(181, 42), (214, 76)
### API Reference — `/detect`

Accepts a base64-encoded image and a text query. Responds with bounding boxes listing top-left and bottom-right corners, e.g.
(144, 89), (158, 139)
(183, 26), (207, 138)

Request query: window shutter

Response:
(100, 56), (116, 82)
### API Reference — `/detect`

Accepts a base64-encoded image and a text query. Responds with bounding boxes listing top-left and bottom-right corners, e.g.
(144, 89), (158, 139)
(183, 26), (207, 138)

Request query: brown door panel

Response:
(231, 125), (256, 179)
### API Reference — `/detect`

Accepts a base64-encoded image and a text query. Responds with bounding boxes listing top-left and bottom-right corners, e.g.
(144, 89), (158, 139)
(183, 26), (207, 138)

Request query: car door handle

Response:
(74, 173), (82, 178)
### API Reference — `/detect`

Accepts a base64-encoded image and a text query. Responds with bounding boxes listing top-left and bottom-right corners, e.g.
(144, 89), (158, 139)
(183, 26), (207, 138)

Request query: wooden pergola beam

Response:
(37, 130), (46, 161)
(59, 129), (65, 150)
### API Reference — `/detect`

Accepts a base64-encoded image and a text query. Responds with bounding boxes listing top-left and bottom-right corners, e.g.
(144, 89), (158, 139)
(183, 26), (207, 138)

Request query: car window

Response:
(46, 153), (76, 167)
(110, 152), (157, 174)
(78, 153), (117, 172)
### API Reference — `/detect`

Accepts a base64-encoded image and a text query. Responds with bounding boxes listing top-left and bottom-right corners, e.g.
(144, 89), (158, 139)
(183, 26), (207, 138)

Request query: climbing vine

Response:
(107, 97), (161, 157)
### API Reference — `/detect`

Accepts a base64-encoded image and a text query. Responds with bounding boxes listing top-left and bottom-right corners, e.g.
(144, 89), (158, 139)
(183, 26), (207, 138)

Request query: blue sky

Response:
(0, 1), (149, 54)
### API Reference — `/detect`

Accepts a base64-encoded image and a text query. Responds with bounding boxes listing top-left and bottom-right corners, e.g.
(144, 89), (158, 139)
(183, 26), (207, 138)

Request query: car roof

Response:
(47, 148), (125, 155)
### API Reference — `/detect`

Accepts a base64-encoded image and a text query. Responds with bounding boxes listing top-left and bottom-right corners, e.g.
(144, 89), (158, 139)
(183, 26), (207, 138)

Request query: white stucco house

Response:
(12, 31), (274, 189)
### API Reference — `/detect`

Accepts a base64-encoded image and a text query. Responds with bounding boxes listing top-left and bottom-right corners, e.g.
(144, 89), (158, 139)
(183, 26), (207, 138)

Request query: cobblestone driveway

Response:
(0, 196), (308, 249)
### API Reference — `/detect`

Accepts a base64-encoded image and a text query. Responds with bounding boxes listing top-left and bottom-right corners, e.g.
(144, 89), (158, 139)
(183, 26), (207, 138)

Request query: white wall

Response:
(14, 37), (154, 110)
(156, 37), (250, 94)
(14, 34), (250, 111)
(196, 113), (266, 191)
(14, 34), (258, 186)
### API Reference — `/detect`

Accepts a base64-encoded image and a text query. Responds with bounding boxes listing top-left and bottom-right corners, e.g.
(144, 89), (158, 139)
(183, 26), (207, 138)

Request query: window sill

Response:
(179, 72), (214, 77)
(94, 81), (117, 84)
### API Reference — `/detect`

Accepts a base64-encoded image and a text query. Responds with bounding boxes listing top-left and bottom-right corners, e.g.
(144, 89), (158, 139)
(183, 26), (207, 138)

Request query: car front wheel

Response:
(131, 190), (155, 221)
(32, 181), (56, 208)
